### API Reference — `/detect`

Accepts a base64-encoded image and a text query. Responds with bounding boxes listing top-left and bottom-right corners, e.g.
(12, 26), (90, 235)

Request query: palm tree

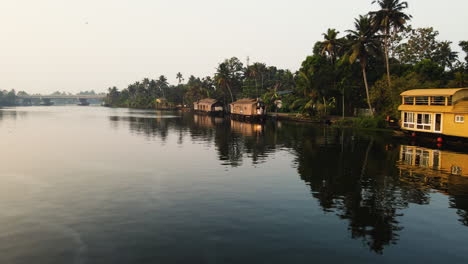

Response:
(438, 41), (458, 70)
(320, 28), (343, 117)
(370, 0), (411, 87)
(245, 65), (258, 97)
(156, 75), (168, 98)
(320, 28), (341, 64)
(176, 72), (184, 84)
(346, 15), (382, 116)
(247, 63), (267, 98)
(215, 63), (235, 103)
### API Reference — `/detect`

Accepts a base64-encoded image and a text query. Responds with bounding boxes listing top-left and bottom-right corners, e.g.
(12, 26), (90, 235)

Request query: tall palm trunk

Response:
(342, 89), (345, 120)
(226, 83), (234, 103)
(260, 75), (264, 97)
(384, 27), (392, 93)
(360, 138), (374, 180)
(361, 63), (374, 117)
(323, 96), (327, 116)
(254, 79), (258, 98)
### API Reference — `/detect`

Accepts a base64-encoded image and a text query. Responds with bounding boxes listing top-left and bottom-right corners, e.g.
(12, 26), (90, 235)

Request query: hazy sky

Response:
(1, 0), (467, 94)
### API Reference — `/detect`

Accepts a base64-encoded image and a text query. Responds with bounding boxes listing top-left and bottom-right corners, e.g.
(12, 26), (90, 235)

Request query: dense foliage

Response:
(104, 1), (467, 119)
(0, 90), (105, 107)
(0, 90), (17, 106)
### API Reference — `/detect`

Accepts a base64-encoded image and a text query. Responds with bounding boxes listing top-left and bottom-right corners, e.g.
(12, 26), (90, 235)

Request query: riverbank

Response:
(267, 112), (395, 130)
(267, 112), (356, 125)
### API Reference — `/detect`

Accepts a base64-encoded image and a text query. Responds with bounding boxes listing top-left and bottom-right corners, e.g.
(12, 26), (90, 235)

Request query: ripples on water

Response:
(0, 106), (467, 264)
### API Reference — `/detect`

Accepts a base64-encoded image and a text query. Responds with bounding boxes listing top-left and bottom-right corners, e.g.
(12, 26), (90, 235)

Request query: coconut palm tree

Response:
(176, 72), (184, 84)
(156, 75), (169, 98)
(438, 41), (459, 70)
(247, 63), (267, 98)
(214, 58), (243, 103)
(320, 28), (342, 64)
(215, 63), (235, 103)
(346, 15), (382, 116)
(320, 28), (345, 117)
(369, 0), (412, 87)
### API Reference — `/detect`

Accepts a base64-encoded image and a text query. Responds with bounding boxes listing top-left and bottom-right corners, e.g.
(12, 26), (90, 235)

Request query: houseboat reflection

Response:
(398, 145), (468, 226)
(399, 145), (468, 178)
(230, 120), (264, 137)
(193, 114), (224, 129)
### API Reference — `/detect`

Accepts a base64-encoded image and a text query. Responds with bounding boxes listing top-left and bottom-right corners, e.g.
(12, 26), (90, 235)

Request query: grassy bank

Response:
(332, 116), (394, 130)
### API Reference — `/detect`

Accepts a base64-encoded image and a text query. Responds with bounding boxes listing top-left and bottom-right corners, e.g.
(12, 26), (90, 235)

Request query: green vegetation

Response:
(104, 1), (466, 122)
(0, 90), (17, 106)
(333, 116), (388, 129)
(0, 90), (107, 107)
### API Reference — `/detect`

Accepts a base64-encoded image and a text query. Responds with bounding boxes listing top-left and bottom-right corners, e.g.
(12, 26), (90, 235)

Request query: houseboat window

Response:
(455, 115), (464, 123)
(415, 96), (429, 105)
(447, 96), (453, 105)
(401, 146), (413, 165)
(404, 97), (414, 105)
(431, 96), (446, 105)
(416, 113), (431, 130)
(433, 151), (440, 170)
(415, 149), (430, 168)
(451, 166), (462, 176)
(403, 112), (415, 128)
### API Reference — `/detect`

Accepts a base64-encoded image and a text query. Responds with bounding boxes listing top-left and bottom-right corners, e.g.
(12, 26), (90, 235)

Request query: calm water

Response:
(1, 106), (468, 264)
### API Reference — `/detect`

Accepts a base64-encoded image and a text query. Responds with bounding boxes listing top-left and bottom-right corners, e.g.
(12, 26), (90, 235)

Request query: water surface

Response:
(1, 106), (467, 264)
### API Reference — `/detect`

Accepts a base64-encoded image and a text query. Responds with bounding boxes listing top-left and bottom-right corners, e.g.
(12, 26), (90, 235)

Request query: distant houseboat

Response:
(229, 98), (266, 121)
(398, 88), (468, 138)
(155, 98), (176, 110)
(193, 99), (224, 115)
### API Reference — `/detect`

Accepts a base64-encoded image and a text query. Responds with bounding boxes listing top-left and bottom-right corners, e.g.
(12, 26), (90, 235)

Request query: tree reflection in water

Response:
(109, 111), (468, 254)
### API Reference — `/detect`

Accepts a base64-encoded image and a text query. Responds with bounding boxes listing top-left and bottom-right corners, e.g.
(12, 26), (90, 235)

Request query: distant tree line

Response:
(0, 90), (17, 106)
(105, 1), (465, 118)
(0, 90), (104, 107)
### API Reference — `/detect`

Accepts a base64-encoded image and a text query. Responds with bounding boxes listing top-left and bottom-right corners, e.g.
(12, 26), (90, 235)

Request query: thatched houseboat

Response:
(193, 98), (224, 115)
(229, 98), (266, 120)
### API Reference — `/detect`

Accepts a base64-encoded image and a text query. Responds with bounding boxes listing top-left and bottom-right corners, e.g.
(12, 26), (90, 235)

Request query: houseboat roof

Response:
(196, 98), (218, 104)
(230, 98), (258, 105)
(401, 88), (468, 96)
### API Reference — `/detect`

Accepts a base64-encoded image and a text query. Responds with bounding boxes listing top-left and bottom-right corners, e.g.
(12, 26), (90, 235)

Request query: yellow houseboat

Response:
(398, 88), (468, 138)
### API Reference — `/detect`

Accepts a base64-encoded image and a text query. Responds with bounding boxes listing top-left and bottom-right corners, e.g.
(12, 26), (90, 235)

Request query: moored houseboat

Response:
(229, 98), (266, 121)
(398, 88), (468, 138)
(193, 98), (224, 116)
(155, 98), (176, 110)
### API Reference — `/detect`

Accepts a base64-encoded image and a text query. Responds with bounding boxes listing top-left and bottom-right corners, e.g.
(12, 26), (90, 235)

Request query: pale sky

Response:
(1, 0), (467, 94)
